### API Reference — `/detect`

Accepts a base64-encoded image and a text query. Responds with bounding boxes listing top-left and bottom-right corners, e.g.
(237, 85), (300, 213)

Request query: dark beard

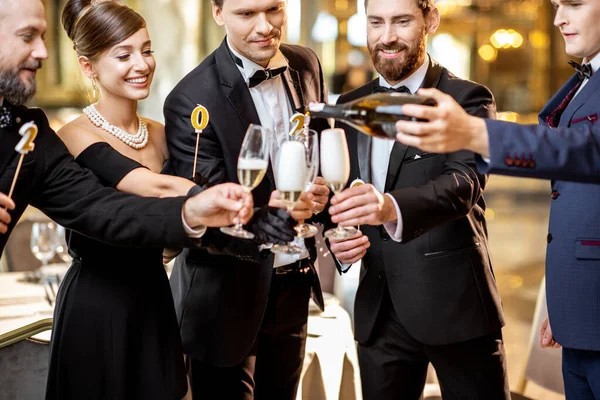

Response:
(0, 61), (41, 105)
(370, 28), (427, 83)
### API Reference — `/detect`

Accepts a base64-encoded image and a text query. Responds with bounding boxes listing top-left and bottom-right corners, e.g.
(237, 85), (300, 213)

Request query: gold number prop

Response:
(190, 105), (210, 179)
(191, 105), (209, 133)
(288, 113), (306, 139)
(15, 121), (38, 154)
(7, 121), (39, 199)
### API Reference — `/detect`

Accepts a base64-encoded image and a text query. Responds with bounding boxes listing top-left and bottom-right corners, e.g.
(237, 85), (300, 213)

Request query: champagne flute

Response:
(220, 124), (270, 239)
(320, 128), (360, 240)
(30, 221), (57, 268)
(271, 134), (308, 254)
(295, 129), (319, 238)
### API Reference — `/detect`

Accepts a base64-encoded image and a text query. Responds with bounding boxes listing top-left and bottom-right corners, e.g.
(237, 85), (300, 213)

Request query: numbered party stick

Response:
(190, 105), (209, 179)
(288, 112), (306, 139)
(8, 121), (38, 199)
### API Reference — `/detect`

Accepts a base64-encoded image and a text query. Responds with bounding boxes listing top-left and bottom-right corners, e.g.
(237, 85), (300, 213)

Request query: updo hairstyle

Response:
(62, 0), (146, 61)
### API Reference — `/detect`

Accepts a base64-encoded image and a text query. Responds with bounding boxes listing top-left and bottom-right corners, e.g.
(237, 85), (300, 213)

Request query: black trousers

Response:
(358, 289), (510, 400)
(187, 269), (312, 400)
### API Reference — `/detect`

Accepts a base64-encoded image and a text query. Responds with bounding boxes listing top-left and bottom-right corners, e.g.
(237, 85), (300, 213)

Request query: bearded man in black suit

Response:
(327, 0), (510, 398)
(164, 0), (330, 398)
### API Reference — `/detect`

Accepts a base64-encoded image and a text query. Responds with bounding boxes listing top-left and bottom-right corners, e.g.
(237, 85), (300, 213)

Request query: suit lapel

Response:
(384, 57), (443, 192)
(538, 74), (580, 125)
(215, 40), (275, 186)
(561, 72), (600, 126)
(282, 66), (304, 113)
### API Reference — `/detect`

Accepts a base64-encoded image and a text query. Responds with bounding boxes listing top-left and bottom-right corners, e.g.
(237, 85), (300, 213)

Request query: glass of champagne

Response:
(295, 129), (319, 238)
(320, 128), (360, 240)
(30, 221), (57, 268)
(220, 124), (270, 239)
(271, 133), (308, 254)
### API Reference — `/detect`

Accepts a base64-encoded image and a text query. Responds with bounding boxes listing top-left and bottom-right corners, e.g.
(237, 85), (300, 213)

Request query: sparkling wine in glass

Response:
(295, 129), (319, 238)
(320, 128), (360, 240)
(221, 124), (270, 239)
(271, 136), (308, 254)
(30, 221), (57, 267)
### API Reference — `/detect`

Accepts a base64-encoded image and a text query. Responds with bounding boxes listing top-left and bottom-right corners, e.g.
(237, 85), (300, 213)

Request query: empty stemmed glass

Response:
(220, 124), (271, 239)
(294, 128), (319, 238)
(320, 128), (360, 240)
(30, 220), (57, 268)
(270, 132), (309, 254)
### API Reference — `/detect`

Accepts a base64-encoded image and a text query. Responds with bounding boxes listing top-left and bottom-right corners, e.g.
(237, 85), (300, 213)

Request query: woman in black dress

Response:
(45, 1), (254, 398)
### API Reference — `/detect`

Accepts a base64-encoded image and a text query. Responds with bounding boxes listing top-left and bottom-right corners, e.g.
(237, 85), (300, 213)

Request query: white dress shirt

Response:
(228, 40), (308, 266)
(574, 52), (600, 98)
(376, 54), (430, 242)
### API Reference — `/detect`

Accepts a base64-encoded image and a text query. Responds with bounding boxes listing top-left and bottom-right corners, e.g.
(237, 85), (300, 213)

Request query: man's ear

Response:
(212, 2), (225, 27)
(425, 7), (440, 35)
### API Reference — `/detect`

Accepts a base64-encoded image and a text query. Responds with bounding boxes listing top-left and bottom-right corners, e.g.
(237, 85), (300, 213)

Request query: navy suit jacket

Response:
(483, 71), (600, 351)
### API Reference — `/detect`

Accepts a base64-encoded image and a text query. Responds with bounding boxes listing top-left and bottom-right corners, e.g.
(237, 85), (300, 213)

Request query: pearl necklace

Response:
(83, 104), (149, 149)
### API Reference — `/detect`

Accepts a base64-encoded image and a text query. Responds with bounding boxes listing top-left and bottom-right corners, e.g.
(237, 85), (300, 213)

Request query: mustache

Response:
(20, 60), (43, 71)
(373, 43), (408, 53)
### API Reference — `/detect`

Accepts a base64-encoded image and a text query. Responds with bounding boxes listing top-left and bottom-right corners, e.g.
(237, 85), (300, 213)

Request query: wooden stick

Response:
(192, 131), (201, 179)
(7, 154), (24, 199)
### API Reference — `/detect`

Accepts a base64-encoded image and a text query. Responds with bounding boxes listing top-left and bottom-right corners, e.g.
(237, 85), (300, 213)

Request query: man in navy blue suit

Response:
(392, 1), (600, 398)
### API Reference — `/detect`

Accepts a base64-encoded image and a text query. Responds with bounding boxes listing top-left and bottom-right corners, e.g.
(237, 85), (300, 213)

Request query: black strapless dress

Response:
(45, 142), (187, 400)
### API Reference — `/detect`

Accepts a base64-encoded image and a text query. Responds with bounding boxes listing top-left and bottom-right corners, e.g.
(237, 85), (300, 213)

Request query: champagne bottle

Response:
(307, 92), (436, 139)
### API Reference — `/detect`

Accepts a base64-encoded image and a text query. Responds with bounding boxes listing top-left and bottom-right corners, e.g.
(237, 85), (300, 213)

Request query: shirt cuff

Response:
(383, 193), (403, 242)
(338, 260), (353, 273)
(181, 209), (207, 238)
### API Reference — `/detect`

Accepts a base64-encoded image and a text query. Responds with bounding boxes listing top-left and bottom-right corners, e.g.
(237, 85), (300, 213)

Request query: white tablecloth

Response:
(297, 296), (361, 400)
(0, 272), (55, 341)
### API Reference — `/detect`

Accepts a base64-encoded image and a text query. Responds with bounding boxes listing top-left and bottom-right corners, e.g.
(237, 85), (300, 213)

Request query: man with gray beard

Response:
(0, 0), (257, 256)
(325, 0), (510, 398)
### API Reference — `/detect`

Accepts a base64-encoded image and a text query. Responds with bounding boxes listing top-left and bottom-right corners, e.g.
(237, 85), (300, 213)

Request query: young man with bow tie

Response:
(326, 0), (510, 398)
(163, 0), (331, 398)
(395, 1), (600, 398)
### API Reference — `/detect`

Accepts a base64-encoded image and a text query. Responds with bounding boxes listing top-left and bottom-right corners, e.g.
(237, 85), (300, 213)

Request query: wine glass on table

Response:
(294, 129), (319, 238)
(270, 133), (309, 254)
(320, 128), (360, 240)
(29, 220), (57, 283)
(220, 124), (271, 239)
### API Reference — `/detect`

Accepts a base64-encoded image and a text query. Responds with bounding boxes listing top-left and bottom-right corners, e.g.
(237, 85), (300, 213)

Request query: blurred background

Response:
(7, 0), (575, 398)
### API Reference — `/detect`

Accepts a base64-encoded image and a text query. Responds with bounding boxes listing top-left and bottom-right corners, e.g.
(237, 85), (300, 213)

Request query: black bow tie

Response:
(233, 54), (287, 88)
(248, 67), (287, 88)
(0, 104), (12, 128)
(373, 84), (411, 94)
(569, 60), (593, 80)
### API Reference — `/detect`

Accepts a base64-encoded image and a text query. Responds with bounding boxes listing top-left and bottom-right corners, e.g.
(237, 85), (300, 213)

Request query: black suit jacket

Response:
(0, 105), (195, 254)
(164, 39), (328, 366)
(334, 58), (504, 346)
